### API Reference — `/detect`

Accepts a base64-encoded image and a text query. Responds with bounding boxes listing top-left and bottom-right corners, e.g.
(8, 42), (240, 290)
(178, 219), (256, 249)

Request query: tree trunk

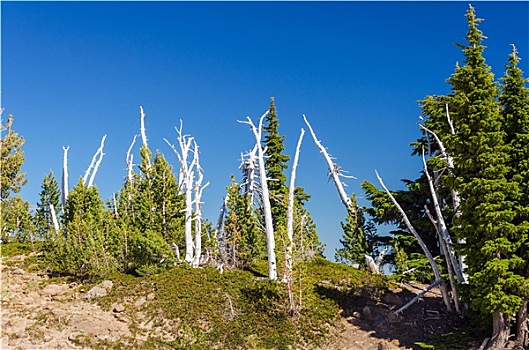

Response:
(239, 113), (277, 280)
(486, 312), (511, 350)
(285, 129), (304, 281)
(61, 146), (69, 208)
(516, 298), (528, 348)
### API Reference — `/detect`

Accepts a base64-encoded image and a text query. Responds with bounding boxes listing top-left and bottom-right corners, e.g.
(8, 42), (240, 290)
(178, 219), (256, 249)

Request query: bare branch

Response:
(302, 115), (354, 212)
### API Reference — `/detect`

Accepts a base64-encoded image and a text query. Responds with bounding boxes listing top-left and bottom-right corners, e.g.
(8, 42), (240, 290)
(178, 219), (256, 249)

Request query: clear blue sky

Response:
(2, 1), (528, 259)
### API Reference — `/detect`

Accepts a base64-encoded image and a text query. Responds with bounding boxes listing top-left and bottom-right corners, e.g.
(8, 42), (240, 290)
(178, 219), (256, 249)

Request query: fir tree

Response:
(500, 46), (529, 346)
(447, 6), (522, 347)
(263, 97), (290, 229)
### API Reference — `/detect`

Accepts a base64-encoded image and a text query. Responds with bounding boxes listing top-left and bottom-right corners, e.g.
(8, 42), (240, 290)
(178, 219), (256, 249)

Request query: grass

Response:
(91, 257), (390, 349)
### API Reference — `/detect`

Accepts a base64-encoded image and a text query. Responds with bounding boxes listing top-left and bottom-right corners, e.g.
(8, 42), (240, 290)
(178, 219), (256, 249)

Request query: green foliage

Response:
(1, 114), (32, 243)
(263, 97), (290, 229)
(44, 179), (119, 278)
(335, 194), (378, 267)
(223, 175), (265, 268)
(362, 178), (440, 282)
(1, 195), (34, 243)
(115, 146), (183, 273)
(34, 171), (61, 239)
(0, 114), (27, 200)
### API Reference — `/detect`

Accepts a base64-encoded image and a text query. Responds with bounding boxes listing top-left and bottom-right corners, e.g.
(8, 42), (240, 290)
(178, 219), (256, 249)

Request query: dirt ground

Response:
(1, 253), (468, 350)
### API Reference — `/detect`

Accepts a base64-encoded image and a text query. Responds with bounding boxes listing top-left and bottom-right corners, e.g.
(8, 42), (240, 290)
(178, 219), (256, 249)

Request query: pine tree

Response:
(47, 179), (119, 277)
(500, 46), (529, 346)
(0, 114), (27, 200)
(447, 6), (522, 347)
(115, 145), (182, 272)
(1, 114), (32, 242)
(34, 171), (61, 238)
(335, 195), (375, 267)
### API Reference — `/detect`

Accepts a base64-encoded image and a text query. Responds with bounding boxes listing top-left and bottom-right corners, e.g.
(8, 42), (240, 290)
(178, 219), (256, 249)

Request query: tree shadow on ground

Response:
(315, 282), (468, 350)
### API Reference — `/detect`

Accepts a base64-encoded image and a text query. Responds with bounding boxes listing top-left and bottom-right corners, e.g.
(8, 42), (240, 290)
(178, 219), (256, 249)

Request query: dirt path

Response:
(1, 254), (457, 349)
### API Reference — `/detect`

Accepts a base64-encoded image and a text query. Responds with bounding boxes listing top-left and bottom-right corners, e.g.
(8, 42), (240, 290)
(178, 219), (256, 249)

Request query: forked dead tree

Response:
(83, 135), (107, 187)
(165, 121), (196, 264)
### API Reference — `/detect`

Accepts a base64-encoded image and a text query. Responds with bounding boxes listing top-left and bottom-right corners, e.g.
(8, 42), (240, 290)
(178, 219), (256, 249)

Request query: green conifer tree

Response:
(224, 175), (264, 268)
(500, 46), (529, 346)
(34, 171), (61, 238)
(447, 6), (522, 347)
(1, 114), (32, 243)
(335, 195), (375, 266)
(47, 179), (119, 277)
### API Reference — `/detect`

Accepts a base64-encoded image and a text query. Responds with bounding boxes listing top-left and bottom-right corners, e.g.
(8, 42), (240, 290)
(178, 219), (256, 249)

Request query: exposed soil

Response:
(1, 254), (468, 350)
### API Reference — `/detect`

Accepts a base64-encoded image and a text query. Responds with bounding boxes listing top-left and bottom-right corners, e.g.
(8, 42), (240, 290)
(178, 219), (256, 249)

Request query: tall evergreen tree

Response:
(446, 6), (522, 347)
(263, 97), (290, 230)
(500, 46), (529, 346)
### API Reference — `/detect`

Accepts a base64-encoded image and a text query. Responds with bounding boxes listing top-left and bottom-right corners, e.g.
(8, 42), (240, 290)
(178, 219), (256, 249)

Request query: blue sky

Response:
(2, 1), (528, 259)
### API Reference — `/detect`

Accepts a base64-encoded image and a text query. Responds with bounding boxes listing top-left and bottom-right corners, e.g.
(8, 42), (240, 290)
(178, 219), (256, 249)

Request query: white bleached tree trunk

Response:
(49, 204), (60, 232)
(422, 152), (461, 314)
(61, 146), (69, 207)
(285, 129), (305, 280)
(192, 141), (209, 268)
(87, 135), (107, 187)
(238, 112), (277, 280)
(164, 121), (196, 264)
(126, 134), (138, 183)
(302, 115), (356, 213)
(419, 120), (467, 284)
(376, 170), (453, 312)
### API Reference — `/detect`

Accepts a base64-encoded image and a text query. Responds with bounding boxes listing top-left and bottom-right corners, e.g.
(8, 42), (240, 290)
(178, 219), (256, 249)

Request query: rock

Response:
(99, 280), (113, 291)
(85, 286), (108, 299)
(146, 292), (155, 301)
(42, 284), (67, 296)
(113, 303), (125, 313)
(68, 331), (84, 342)
(134, 297), (146, 308)
(12, 268), (25, 275)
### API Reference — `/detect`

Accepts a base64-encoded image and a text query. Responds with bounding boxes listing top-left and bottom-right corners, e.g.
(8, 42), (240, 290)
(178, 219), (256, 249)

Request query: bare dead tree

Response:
(302, 115), (356, 213)
(192, 140), (209, 268)
(61, 146), (69, 207)
(164, 121), (196, 264)
(238, 111), (277, 280)
(126, 134), (138, 183)
(375, 170), (453, 312)
(284, 128), (305, 290)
